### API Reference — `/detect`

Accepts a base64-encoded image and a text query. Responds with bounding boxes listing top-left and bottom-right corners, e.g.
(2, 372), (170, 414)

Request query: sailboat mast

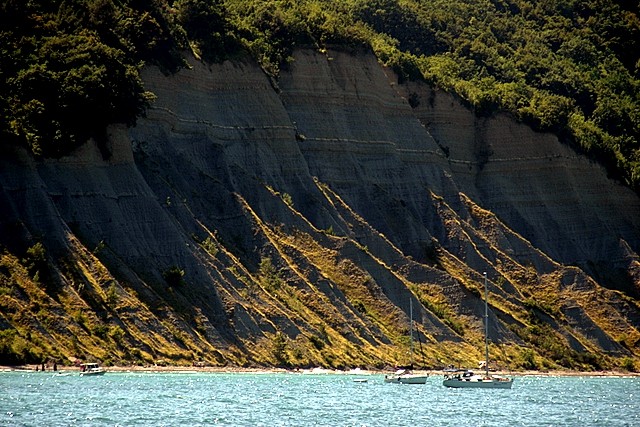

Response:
(483, 272), (489, 378)
(409, 298), (414, 368)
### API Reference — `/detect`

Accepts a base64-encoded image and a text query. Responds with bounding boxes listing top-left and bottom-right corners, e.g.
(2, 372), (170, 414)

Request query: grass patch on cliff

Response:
(245, 221), (403, 366)
(413, 284), (465, 337)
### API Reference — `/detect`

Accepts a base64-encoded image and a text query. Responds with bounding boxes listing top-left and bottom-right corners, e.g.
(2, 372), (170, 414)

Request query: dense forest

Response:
(1, 0), (639, 188)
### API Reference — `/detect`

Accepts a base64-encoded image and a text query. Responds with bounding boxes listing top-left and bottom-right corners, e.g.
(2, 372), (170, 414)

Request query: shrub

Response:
(200, 237), (218, 258)
(259, 257), (282, 291)
(105, 283), (119, 306)
(621, 357), (637, 372)
(271, 332), (287, 364)
(281, 192), (293, 207)
(91, 323), (108, 339)
(109, 325), (125, 344)
(518, 348), (538, 370)
(25, 242), (48, 282)
(0, 329), (41, 365)
(309, 335), (325, 350)
(175, 0), (239, 63)
(163, 266), (185, 287)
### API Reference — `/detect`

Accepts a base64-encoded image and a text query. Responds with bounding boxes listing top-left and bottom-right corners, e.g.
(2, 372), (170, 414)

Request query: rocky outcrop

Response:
(0, 49), (638, 368)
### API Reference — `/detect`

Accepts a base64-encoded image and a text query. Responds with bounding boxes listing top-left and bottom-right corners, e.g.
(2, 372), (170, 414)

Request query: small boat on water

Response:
(79, 363), (106, 376)
(442, 273), (513, 389)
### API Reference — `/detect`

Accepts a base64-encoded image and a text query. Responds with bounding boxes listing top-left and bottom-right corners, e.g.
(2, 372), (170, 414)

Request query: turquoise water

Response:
(1, 371), (638, 426)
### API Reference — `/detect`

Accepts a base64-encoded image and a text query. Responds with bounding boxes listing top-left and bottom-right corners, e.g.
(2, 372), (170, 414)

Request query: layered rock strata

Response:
(1, 49), (638, 366)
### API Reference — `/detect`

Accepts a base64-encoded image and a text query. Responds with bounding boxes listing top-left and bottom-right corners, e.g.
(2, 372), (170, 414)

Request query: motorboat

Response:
(79, 363), (106, 376)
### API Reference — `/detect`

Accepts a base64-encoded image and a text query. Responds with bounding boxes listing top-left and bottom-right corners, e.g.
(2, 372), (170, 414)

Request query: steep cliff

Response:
(1, 49), (638, 370)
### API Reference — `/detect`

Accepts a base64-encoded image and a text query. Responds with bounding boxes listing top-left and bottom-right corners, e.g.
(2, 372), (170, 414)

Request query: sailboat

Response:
(443, 272), (513, 389)
(385, 299), (429, 384)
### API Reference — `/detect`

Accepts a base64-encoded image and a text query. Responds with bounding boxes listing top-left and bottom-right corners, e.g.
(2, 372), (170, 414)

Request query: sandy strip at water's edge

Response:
(3, 364), (638, 377)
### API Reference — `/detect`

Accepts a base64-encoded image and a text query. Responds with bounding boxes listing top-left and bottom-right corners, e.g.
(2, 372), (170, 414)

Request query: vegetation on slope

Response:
(0, 0), (184, 157)
(1, 0), (639, 189)
(3, 210), (638, 371)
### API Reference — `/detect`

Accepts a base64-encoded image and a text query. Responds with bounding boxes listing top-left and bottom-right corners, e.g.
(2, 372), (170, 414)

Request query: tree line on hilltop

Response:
(1, 0), (638, 191)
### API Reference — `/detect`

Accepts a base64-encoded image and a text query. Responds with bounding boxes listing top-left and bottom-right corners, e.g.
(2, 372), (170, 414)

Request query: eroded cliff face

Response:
(1, 49), (638, 369)
(400, 79), (640, 294)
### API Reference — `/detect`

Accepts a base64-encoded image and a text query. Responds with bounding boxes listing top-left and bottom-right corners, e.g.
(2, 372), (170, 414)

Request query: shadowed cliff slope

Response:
(1, 49), (639, 370)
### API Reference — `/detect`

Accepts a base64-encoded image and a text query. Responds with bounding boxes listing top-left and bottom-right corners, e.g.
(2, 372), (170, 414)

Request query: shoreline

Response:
(2, 364), (638, 377)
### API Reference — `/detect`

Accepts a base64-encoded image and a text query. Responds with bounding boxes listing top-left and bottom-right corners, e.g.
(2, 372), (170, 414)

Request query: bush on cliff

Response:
(0, 0), (182, 157)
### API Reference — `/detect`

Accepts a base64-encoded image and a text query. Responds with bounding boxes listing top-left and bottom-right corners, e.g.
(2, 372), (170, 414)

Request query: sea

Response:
(1, 370), (638, 426)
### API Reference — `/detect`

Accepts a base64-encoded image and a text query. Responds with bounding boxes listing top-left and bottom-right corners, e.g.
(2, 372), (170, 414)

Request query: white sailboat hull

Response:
(384, 374), (429, 384)
(443, 376), (513, 389)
